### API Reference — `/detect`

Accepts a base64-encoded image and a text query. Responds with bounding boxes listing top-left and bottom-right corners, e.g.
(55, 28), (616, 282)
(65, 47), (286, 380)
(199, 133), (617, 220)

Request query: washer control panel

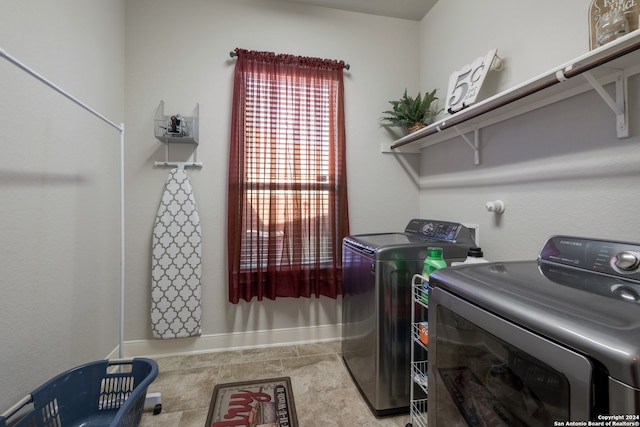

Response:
(405, 219), (464, 242)
(539, 235), (640, 281)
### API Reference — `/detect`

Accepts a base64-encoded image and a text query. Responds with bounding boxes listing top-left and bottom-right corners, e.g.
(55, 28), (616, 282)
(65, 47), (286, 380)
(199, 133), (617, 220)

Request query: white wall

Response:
(420, 0), (590, 101)
(0, 0), (125, 411)
(415, 0), (640, 260)
(123, 0), (421, 353)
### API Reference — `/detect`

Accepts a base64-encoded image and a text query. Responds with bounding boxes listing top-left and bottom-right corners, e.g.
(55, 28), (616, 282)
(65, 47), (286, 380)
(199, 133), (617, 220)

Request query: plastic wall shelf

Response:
(153, 101), (203, 168)
(154, 101), (199, 144)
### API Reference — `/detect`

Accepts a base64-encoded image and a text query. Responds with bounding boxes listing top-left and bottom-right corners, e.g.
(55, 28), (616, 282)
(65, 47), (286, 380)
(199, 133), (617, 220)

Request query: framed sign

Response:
(589, 0), (640, 50)
(445, 48), (499, 114)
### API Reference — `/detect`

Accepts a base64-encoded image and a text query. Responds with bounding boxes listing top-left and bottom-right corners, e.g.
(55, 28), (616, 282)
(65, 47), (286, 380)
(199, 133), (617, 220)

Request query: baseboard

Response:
(113, 324), (342, 358)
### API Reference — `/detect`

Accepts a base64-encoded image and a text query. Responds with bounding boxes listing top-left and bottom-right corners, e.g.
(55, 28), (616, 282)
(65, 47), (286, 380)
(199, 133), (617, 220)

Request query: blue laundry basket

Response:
(0, 358), (158, 427)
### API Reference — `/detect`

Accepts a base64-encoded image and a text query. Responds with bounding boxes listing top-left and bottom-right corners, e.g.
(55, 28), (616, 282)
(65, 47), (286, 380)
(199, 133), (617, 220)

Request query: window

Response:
(227, 49), (349, 302)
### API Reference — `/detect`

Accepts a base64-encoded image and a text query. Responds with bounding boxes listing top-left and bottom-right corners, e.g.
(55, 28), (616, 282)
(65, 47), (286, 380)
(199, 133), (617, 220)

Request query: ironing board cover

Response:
(151, 167), (202, 339)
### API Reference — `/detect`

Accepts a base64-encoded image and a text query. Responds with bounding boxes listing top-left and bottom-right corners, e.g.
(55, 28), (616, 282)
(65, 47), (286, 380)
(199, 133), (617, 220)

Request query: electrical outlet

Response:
(463, 223), (480, 246)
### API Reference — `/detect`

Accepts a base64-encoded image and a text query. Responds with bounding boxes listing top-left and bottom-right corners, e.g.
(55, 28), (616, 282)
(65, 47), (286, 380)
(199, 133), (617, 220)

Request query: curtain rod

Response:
(229, 50), (350, 70)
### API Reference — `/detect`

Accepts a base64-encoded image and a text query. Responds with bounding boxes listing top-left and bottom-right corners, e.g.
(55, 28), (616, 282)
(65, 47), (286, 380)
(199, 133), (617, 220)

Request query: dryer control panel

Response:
(539, 235), (640, 282)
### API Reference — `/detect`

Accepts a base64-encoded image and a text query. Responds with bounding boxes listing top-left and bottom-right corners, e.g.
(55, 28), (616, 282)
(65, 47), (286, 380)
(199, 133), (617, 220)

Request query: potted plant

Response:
(380, 89), (442, 134)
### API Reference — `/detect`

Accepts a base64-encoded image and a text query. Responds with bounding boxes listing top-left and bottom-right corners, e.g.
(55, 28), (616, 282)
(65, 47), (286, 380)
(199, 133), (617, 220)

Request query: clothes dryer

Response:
(427, 235), (640, 426)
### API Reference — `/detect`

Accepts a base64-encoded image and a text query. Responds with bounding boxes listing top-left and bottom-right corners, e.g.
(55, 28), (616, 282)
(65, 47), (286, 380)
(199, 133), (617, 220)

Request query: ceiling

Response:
(283, 0), (438, 21)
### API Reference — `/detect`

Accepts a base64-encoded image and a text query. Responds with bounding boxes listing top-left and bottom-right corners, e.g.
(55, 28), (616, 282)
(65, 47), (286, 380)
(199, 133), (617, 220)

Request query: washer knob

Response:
(612, 251), (640, 272)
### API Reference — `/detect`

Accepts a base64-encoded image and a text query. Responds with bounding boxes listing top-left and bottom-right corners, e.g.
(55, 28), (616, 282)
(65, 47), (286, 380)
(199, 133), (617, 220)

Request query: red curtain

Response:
(227, 48), (349, 303)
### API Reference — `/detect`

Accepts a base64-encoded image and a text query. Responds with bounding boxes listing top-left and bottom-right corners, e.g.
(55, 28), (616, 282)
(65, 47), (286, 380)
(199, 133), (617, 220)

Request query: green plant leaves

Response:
(380, 88), (441, 129)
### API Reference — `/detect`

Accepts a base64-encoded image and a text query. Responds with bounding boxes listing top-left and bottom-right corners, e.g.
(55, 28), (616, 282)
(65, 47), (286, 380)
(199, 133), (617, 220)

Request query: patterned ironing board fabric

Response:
(151, 167), (202, 339)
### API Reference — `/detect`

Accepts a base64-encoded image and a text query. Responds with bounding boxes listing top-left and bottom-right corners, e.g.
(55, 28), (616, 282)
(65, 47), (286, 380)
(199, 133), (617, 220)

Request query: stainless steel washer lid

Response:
(344, 232), (470, 261)
(430, 261), (640, 387)
(345, 232), (429, 248)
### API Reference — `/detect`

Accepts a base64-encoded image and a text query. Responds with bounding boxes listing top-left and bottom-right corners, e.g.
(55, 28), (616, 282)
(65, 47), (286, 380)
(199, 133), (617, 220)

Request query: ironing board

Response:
(151, 167), (202, 339)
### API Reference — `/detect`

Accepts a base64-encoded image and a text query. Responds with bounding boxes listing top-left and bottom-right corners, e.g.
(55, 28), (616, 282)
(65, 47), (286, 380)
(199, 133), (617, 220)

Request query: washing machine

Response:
(341, 219), (476, 416)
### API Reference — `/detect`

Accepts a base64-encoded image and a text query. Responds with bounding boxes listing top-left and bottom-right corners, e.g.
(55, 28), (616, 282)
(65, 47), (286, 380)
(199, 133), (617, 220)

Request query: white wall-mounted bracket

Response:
(154, 142), (203, 168)
(452, 125), (480, 165)
(485, 200), (505, 214)
(582, 70), (628, 138)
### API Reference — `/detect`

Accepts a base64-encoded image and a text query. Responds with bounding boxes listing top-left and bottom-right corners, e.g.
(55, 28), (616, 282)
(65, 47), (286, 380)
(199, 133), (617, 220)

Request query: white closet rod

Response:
(0, 48), (123, 132)
(1, 46), (127, 359)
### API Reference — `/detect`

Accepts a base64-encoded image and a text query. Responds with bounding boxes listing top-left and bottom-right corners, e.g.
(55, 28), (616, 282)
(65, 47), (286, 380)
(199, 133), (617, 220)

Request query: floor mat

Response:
(205, 377), (298, 427)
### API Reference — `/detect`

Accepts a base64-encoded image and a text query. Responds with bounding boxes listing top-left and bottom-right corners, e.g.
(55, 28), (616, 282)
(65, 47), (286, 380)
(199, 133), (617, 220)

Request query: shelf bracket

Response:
(154, 137), (203, 169)
(452, 126), (480, 165)
(153, 161), (203, 169)
(582, 70), (628, 138)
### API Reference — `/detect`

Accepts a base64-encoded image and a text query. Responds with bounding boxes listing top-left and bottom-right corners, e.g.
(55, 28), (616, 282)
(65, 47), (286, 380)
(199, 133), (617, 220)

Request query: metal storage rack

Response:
(407, 274), (429, 427)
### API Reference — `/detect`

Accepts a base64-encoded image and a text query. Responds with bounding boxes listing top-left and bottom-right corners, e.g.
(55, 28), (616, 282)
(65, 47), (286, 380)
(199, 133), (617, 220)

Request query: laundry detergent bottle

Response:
(421, 247), (447, 305)
(451, 247), (489, 266)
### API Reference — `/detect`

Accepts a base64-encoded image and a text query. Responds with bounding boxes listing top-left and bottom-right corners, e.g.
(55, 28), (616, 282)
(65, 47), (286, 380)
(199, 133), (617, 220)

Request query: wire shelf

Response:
(411, 360), (429, 395)
(409, 399), (428, 427)
(411, 274), (429, 308)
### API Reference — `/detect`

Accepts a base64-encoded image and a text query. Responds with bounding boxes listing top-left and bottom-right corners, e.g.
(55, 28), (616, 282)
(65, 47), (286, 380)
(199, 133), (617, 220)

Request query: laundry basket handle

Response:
(107, 357), (135, 365)
(0, 395), (33, 421)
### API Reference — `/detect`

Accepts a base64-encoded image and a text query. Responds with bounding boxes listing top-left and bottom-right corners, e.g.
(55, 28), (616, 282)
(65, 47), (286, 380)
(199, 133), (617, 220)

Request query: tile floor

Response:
(139, 341), (411, 427)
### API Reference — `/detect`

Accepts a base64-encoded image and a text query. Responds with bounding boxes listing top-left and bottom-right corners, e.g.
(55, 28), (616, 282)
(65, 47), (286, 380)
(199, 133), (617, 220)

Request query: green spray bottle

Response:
(421, 247), (447, 305)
